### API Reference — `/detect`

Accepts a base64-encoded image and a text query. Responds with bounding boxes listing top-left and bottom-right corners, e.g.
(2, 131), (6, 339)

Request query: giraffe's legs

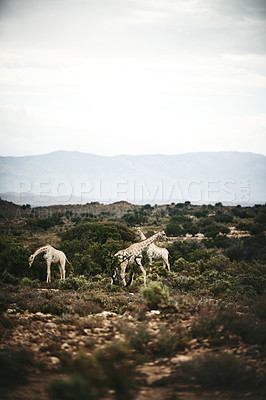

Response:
(148, 254), (153, 272)
(58, 263), (62, 280)
(110, 268), (117, 285)
(60, 260), (66, 280)
(135, 257), (146, 287)
(120, 261), (127, 286)
(46, 261), (51, 283)
(166, 258), (171, 272)
(163, 257), (171, 271)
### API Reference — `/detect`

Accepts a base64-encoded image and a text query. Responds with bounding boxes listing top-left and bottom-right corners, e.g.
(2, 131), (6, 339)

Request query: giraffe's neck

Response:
(32, 246), (49, 259)
(138, 229), (146, 241)
(137, 231), (161, 251)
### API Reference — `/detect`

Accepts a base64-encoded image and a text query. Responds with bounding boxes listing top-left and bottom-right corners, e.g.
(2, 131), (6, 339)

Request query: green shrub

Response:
(0, 270), (20, 285)
(168, 239), (208, 264)
(49, 376), (95, 400)
(141, 281), (170, 309)
(73, 300), (103, 316)
(225, 236), (266, 262)
(58, 275), (89, 291)
(180, 352), (254, 388)
(252, 297), (266, 320)
(191, 308), (266, 346)
(153, 325), (190, 356)
(26, 212), (63, 231)
(0, 347), (34, 389)
(121, 210), (148, 226)
(127, 323), (150, 353)
(51, 341), (137, 400)
(0, 236), (30, 279)
(172, 275), (198, 292)
(165, 222), (183, 236)
(38, 301), (65, 315)
(19, 277), (41, 287)
(60, 222), (135, 276)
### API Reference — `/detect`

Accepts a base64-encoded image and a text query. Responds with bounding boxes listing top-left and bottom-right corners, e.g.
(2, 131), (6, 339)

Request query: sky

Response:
(0, 0), (266, 157)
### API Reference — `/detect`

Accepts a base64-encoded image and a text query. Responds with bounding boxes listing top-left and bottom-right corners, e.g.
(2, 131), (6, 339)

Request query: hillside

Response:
(1, 151), (265, 206)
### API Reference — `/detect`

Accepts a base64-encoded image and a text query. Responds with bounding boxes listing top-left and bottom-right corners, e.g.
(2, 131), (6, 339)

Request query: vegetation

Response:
(0, 200), (265, 399)
(141, 281), (170, 309)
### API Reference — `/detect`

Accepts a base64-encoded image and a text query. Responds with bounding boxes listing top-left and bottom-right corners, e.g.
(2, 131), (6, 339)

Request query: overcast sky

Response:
(0, 0), (266, 156)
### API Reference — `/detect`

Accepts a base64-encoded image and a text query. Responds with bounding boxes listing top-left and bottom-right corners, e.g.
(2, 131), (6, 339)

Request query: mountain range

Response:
(0, 151), (265, 206)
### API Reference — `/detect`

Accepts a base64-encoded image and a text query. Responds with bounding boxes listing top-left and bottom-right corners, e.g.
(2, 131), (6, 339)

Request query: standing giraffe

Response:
(113, 230), (167, 287)
(135, 227), (170, 272)
(28, 245), (69, 283)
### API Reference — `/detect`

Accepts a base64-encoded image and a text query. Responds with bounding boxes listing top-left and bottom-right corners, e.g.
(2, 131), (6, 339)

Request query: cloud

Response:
(0, 0), (265, 156)
(0, 0), (265, 57)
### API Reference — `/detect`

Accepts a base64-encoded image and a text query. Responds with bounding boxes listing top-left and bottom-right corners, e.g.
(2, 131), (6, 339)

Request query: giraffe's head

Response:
(134, 226), (146, 240)
(158, 230), (167, 241)
(28, 254), (34, 268)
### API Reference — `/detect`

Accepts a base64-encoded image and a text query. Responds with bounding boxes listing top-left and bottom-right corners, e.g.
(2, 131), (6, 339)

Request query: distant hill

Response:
(0, 151), (265, 206)
(0, 198), (138, 219)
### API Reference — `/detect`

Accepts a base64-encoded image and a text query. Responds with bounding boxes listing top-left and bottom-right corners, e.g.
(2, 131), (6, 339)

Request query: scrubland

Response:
(0, 200), (265, 399)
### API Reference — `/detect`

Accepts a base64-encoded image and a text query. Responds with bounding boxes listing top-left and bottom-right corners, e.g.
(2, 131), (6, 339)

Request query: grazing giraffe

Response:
(113, 230), (167, 287)
(28, 245), (69, 283)
(135, 227), (170, 272)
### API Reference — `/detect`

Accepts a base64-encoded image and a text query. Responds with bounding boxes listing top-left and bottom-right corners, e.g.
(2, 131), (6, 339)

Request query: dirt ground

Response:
(1, 288), (265, 400)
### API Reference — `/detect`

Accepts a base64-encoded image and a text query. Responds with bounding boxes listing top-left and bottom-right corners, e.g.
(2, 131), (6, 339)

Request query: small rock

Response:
(98, 311), (117, 318)
(170, 355), (191, 365)
(150, 310), (160, 315)
(6, 308), (16, 314)
(35, 312), (45, 317)
(188, 338), (198, 348)
(146, 310), (160, 317)
(50, 356), (60, 365)
(61, 343), (71, 350)
(45, 322), (57, 329)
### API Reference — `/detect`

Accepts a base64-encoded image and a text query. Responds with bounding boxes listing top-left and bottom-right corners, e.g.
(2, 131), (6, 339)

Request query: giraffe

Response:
(135, 227), (170, 272)
(28, 245), (69, 283)
(112, 230), (167, 287)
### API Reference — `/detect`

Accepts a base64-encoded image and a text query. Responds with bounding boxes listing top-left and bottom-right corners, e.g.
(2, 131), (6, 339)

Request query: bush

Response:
(60, 222), (135, 276)
(0, 236), (30, 279)
(182, 222), (200, 236)
(191, 307), (266, 346)
(26, 212), (64, 231)
(50, 341), (137, 400)
(127, 323), (150, 353)
(58, 275), (90, 291)
(0, 270), (20, 285)
(165, 222), (183, 236)
(141, 281), (170, 309)
(153, 325), (190, 356)
(49, 376), (95, 400)
(19, 277), (41, 287)
(225, 236), (266, 262)
(213, 213), (233, 223)
(252, 297), (266, 320)
(167, 239), (207, 264)
(172, 275), (198, 292)
(180, 352), (254, 388)
(121, 210), (148, 226)
(0, 347), (34, 389)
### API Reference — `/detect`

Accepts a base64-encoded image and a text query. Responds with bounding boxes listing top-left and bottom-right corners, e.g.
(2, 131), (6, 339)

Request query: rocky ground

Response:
(1, 285), (265, 400)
